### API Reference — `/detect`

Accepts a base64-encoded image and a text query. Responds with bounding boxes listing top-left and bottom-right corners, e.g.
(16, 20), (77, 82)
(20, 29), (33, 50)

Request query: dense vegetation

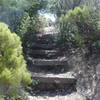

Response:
(48, 0), (100, 49)
(58, 6), (100, 47)
(0, 0), (100, 99)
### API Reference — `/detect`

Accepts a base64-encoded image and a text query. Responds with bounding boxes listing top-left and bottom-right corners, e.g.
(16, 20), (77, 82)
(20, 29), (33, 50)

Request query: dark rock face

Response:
(31, 77), (76, 91)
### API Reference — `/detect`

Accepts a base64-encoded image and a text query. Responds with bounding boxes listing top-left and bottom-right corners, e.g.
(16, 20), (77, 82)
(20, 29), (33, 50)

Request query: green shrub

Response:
(15, 1), (45, 41)
(16, 12), (31, 38)
(16, 12), (41, 39)
(58, 6), (100, 47)
(0, 95), (4, 100)
(16, 12), (38, 53)
(16, 3), (43, 52)
(0, 23), (32, 97)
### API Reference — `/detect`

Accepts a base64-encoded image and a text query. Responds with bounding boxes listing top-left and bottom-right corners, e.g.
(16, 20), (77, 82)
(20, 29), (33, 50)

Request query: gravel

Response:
(26, 92), (86, 100)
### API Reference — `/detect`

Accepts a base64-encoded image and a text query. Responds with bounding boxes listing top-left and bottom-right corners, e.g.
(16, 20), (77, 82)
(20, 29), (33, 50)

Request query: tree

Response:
(0, 23), (32, 98)
(0, 0), (32, 11)
(49, 0), (82, 17)
(49, 0), (100, 17)
(19, 3), (43, 55)
(0, 0), (17, 10)
(58, 6), (100, 47)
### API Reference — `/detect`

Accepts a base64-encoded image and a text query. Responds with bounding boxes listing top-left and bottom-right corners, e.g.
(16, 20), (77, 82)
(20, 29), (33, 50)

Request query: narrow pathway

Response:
(27, 33), (76, 88)
(25, 27), (84, 100)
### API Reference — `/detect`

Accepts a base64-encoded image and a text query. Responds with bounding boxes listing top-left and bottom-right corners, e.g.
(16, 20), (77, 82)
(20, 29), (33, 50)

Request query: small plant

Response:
(32, 80), (40, 86)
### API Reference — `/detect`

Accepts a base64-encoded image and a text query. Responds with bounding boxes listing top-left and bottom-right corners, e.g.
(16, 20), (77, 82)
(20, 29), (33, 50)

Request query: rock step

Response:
(37, 34), (55, 40)
(27, 50), (60, 59)
(31, 72), (75, 79)
(28, 43), (56, 50)
(32, 77), (76, 84)
(35, 38), (55, 44)
(27, 58), (68, 66)
(27, 50), (57, 55)
(28, 54), (58, 59)
(35, 34), (56, 44)
(31, 75), (76, 91)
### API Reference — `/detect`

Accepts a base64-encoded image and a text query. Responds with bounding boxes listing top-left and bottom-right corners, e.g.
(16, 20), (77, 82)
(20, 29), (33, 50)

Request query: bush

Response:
(0, 23), (32, 97)
(16, 12), (38, 53)
(0, 95), (4, 100)
(16, 2), (43, 53)
(16, 12), (41, 39)
(58, 6), (100, 47)
(16, 12), (31, 38)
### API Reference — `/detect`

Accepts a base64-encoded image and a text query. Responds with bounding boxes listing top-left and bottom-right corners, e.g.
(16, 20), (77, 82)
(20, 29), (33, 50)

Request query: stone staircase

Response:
(26, 34), (76, 92)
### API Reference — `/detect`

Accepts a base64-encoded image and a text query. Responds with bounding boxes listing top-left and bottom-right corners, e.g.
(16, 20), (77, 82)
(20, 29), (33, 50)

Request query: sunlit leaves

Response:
(58, 6), (100, 46)
(0, 23), (32, 95)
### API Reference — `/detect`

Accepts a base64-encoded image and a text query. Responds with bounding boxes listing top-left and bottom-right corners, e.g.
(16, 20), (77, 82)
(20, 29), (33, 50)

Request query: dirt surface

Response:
(26, 92), (86, 100)
(32, 71), (75, 78)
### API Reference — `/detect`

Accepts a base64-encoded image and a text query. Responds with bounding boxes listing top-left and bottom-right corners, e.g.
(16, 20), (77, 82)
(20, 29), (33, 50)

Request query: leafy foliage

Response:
(0, 0), (16, 10)
(0, 95), (4, 100)
(0, 0), (31, 11)
(49, 0), (82, 17)
(0, 0), (47, 34)
(25, 1), (46, 16)
(58, 6), (100, 47)
(0, 23), (32, 96)
(16, 12), (31, 38)
(49, 0), (100, 17)
(16, 2), (46, 48)
(15, 0), (46, 38)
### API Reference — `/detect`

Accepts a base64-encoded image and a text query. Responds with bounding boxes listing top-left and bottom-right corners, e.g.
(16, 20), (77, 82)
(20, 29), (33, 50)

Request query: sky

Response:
(39, 12), (56, 22)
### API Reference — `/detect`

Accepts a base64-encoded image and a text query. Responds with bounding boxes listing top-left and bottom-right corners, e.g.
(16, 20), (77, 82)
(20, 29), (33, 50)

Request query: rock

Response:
(30, 43), (56, 50)
(28, 58), (68, 66)
(26, 96), (35, 100)
(66, 93), (87, 100)
(96, 64), (100, 79)
(94, 82), (100, 100)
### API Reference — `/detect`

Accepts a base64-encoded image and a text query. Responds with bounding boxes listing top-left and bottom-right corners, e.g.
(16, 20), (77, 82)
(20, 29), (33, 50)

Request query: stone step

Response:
(38, 34), (55, 40)
(36, 34), (56, 44)
(29, 43), (56, 50)
(31, 72), (75, 79)
(27, 50), (59, 59)
(28, 54), (58, 59)
(27, 50), (57, 55)
(35, 38), (55, 44)
(32, 77), (76, 84)
(30, 72), (76, 91)
(27, 57), (68, 66)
